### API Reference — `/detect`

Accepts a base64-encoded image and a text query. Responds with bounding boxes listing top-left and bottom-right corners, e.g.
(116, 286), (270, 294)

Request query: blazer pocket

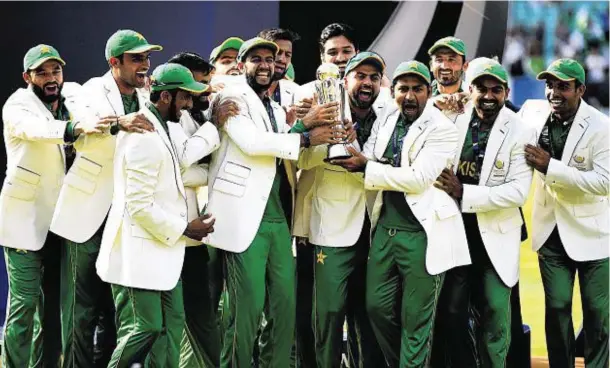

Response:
(316, 169), (346, 200)
(435, 204), (460, 220)
(224, 161), (251, 179)
(497, 215), (523, 233)
(3, 180), (36, 201)
(573, 201), (607, 218)
(213, 177), (246, 197)
(131, 224), (155, 240)
(14, 166), (41, 185)
(64, 172), (96, 194)
(76, 156), (102, 176)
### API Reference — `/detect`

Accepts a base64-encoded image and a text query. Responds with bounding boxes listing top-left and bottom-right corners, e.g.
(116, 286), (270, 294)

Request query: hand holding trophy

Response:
(314, 63), (352, 160)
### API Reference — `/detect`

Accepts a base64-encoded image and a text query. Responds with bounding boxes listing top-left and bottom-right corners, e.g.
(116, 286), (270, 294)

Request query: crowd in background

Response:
(503, 0), (609, 112)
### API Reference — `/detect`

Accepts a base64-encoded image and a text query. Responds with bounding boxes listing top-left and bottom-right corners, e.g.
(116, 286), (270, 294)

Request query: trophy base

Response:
(327, 143), (352, 160)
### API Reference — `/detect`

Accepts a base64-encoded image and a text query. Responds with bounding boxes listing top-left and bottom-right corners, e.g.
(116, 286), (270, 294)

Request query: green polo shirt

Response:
(45, 96), (77, 170)
(377, 116), (423, 231)
(121, 92), (140, 115)
(353, 108), (377, 149)
(456, 113), (491, 186)
(146, 102), (169, 135)
(538, 113), (575, 160)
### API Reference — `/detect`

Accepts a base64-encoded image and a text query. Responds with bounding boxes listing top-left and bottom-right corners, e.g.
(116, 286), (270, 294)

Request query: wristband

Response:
(110, 119), (120, 135)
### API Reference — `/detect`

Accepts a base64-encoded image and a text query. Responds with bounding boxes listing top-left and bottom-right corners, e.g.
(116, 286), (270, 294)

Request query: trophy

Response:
(314, 63), (351, 160)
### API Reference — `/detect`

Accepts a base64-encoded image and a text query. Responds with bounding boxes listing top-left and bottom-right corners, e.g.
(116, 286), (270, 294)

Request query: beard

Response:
(32, 82), (63, 104)
(246, 72), (272, 94)
(169, 101), (181, 122)
(434, 69), (463, 86)
(476, 98), (503, 119)
(349, 86), (378, 110)
(272, 67), (287, 82)
(400, 99), (422, 123)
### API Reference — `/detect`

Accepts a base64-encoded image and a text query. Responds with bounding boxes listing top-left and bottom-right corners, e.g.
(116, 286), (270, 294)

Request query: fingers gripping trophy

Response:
(315, 63), (351, 160)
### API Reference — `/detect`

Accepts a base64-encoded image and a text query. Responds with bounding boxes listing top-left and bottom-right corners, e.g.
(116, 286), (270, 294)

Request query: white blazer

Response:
(50, 71), (148, 243)
(0, 83), (92, 250)
(168, 110), (221, 246)
(278, 79), (300, 108)
(96, 107), (189, 291)
(450, 105), (536, 287)
(203, 85), (300, 253)
(519, 99), (609, 262)
(292, 81), (388, 240)
(363, 103), (471, 275)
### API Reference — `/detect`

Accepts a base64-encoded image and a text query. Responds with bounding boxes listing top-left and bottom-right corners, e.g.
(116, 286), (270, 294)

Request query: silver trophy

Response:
(314, 63), (351, 160)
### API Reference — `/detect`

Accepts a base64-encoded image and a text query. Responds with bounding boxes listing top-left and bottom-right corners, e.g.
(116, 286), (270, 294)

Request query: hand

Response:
(294, 98), (313, 119)
(330, 146), (368, 172)
(284, 105), (298, 126)
(433, 92), (469, 113)
(301, 101), (340, 129)
(74, 116), (118, 135)
(183, 213), (215, 240)
(210, 82), (225, 94)
(343, 119), (357, 144)
(308, 124), (346, 146)
(118, 113), (155, 133)
(213, 99), (240, 128)
(525, 144), (551, 174)
(433, 168), (463, 199)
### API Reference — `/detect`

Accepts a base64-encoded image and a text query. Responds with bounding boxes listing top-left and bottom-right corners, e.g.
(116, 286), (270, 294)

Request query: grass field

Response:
(519, 189), (583, 359)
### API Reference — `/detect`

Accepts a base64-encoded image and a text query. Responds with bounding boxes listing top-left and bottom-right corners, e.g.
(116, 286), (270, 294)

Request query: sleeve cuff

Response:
(290, 120), (307, 133)
(460, 183), (490, 213)
(544, 158), (563, 186)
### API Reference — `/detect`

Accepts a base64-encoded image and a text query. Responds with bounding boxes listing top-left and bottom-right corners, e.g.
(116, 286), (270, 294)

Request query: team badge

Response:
(316, 250), (327, 265)
(494, 160), (504, 169)
(573, 155), (585, 164)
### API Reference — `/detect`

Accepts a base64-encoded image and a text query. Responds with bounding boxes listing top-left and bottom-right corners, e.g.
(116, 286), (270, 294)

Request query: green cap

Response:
(466, 57), (508, 85)
(23, 44), (66, 72)
(209, 37), (244, 63)
(428, 36), (466, 56)
(105, 29), (162, 60)
(537, 58), (586, 85)
(237, 37), (278, 62)
(344, 51), (386, 76)
(285, 63), (295, 81)
(150, 63), (208, 94)
(392, 61), (431, 85)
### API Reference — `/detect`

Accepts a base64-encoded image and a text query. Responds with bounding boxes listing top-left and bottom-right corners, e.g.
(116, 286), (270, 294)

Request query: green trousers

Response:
(433, 215), (512, 368)
(539, 227), (609, 368)
(207, 245), (225, 323)
(2, 233), (62, 368)
(179, 245), (221, 368)
(366, 226), (443, 368)
(313, 223), (383, 368)
(60, 229), (116, 368)
(221, 220), (296, 368)
(107, 281), (184, 368)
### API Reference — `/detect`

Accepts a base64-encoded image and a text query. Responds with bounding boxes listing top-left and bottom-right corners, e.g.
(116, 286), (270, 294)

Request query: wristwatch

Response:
(110, 119), (120, 135)
(302, 131), (311, 148)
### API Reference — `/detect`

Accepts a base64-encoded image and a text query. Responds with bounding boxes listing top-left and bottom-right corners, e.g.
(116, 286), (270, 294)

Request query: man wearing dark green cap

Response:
(433, 57), (536, 368)
(203, 37), (341, 368)
(1, 44), (109, 368)
(333, 60), (470, 367)
(298, 50), (386, 367)
(520, 58), (609, 368)
(428, 36), (467, 97)
(96, 63), (217, 368)
(50, 29), (162, 367)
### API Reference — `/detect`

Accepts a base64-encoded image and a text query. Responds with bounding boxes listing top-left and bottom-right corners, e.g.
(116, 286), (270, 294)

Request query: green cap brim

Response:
(428, 43), (465, 56)
(472, 72), (507, 84)
(123, 44), (163, 54)
(28, 56), (66, 71)
(179, 81), (209, 94)
(211, 37), (244, 61)
(240, 41), (278, 61)
(536, 71), (575, 82)
(394, 71), (430, 85)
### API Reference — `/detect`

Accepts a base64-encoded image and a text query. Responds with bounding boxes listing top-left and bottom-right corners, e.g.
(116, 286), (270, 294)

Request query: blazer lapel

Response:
(561, 100), (590, 164)
(103, 71), (126, 116)
(452, 108), (473, 172)
(399, 105), (435, 165)
(373, 108), (399, 160)
(245, 88), (273, 132)
(141, 108), (186, 199)
(279, 80), (295, 106)
(479, 106), (511, 185)
(27, 88), (66, 167)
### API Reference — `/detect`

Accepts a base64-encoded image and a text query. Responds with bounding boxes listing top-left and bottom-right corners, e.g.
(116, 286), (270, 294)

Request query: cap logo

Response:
(408, 61), (418, 69)
(483, 63), (495, 72)
(494, 160), (504, 169)
(135, 32), (145, 41)
(40, 45), (50, 54)
(573, 155), (585, 164)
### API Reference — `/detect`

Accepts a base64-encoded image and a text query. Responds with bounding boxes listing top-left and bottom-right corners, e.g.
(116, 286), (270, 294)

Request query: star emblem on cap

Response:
(40, 45), (50, 54)
(135, 32), (145, 41)
(316, 250), (327, 265)
(408, 61), (418, 69)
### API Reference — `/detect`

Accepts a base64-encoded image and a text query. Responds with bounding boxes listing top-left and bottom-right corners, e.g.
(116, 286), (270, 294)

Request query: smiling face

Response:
(240, 47), (275, 93)
(273, 39), (293, 81)
(345, 63), (381, 110)
(392, 75), (430, 123)
(191, 70), (212, 111)
(23, 60), (64, 103)
(544, 77), (584, 118)
(430, 48), (464, 87)
(214, 49), (240, 76)
(110, 51), (151, 89)
(321, 35), (357, 76)
(469, 76), (509, 120)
